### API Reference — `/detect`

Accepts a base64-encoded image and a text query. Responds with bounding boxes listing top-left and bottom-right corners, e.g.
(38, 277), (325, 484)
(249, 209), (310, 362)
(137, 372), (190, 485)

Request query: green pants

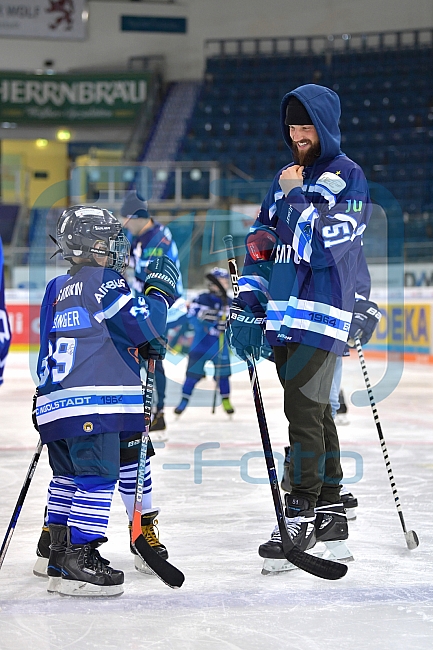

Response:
(274, 343), (342, 507)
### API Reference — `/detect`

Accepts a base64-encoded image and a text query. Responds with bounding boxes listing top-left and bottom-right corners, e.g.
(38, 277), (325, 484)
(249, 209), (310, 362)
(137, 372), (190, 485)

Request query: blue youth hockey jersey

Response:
(0, 237), (11, 385)
(130, 221), (183, 299)
(35, 264), (168, 443)
(239, 84), (372, 356)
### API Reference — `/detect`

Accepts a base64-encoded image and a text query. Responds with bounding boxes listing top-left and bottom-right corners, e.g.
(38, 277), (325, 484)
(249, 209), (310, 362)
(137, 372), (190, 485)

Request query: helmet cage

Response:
(56, 206), (130, 273)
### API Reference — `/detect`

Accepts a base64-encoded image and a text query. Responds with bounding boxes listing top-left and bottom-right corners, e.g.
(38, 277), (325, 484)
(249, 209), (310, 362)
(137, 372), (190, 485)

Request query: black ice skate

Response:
(47, 524), (67, 593)
(33, 525), (50, 577)
(174, 397), (189, 415)
(59, 532), (123, 597)
(340, 486), (358, 520)
(149, 410), (169, 442)
(129, 510), (168, 574)
(313, 502), (353, 563)
(260, 495), (316, 575)
(280, 446), (291, 492)
(150, 410), (166, 432)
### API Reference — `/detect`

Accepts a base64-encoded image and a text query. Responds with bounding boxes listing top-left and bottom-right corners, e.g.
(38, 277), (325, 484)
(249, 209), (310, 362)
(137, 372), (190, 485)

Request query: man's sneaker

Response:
(150, 410), (166, 432)
(129, 510), (168, 574)
(47, 524), (67, 593)
(33, 525), (50, 577)
(314, 502), (353, 562)
(59, 532), (123, 597)
(280, 446), (291, 492)
(174, 397), (189, 415)
(221, 397), (234, 415)
(340, 486), (358, 520)
(259, 495), (316, 560)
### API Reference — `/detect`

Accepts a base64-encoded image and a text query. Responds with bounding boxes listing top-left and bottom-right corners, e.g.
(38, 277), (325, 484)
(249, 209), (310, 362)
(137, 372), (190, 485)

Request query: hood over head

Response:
(281, 84), (342, 164)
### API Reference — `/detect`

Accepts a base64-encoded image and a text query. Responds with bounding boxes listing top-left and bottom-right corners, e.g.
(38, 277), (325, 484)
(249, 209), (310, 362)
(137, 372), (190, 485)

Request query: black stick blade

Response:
(132, 535), (185, 589)
(286, 546), (348, 580)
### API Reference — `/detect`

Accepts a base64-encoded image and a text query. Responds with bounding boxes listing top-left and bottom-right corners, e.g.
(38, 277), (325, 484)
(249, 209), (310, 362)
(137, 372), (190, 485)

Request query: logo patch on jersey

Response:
(94, 278), (126, 303)
(316, 171), (346, 194)
(83, 422), (94, 432)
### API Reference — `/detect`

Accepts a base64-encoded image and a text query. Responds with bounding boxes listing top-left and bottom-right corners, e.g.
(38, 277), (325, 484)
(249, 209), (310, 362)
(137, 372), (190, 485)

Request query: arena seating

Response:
(177, 43), (433, 258)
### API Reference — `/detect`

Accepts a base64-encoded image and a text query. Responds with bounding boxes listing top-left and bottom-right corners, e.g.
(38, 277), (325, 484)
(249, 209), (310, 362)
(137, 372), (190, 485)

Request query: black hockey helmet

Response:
(56, 205), (130, 273)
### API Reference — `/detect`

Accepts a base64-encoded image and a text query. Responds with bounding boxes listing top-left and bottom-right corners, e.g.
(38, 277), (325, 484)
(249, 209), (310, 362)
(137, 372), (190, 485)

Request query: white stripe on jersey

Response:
(93, 292), (132, 323)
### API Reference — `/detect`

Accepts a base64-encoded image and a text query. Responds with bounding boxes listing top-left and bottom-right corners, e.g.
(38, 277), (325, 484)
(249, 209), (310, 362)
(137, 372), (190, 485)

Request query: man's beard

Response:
(291, 140), (321, 166)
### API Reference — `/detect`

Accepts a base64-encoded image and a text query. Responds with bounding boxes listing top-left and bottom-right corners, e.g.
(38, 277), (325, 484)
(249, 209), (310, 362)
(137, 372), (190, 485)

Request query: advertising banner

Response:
(0, 0), (87, 40)
(0, 72), (151, 123)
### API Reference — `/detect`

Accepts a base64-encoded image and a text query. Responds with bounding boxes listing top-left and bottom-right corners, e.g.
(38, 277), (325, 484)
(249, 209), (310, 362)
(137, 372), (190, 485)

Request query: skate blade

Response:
(134, 555), (157, 575)
(319, 540), (354, 563)
(47, 576), (62, 593)
(33, 557), (48, 578)
(261, 542), (354, 575)
(59, 580), (124, 597)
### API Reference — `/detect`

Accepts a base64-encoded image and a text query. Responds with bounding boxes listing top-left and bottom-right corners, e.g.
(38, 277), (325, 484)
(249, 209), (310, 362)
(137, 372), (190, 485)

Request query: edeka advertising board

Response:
(368, 303), (432, 362)
(0, 72), (151, 123)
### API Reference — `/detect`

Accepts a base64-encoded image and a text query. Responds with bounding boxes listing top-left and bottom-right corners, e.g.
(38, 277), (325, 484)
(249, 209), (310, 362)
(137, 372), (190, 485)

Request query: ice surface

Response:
(0, 352), (432, 650)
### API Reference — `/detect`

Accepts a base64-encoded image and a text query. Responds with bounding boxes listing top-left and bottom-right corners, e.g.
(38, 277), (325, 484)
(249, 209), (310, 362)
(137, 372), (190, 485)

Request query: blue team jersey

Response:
(0, 237), (11, 385)
(35, 264), (168, 443)
(239, 84), (372, 356)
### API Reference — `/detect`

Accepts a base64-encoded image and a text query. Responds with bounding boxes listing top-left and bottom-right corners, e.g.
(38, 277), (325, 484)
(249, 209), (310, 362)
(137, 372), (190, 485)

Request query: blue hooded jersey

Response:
(0, 237), (11, 385)
(130, 220), (183, 299)
(239, 84), (371, 356)
(35, 264), (168, 443)
(186, 291), (232, 358)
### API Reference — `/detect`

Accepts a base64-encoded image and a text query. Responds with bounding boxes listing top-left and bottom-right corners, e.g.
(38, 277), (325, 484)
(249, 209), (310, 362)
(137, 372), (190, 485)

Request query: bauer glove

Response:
(144, 256), (179, 306)
(226, 297), (265, 361)
(347, 299), (382, 347)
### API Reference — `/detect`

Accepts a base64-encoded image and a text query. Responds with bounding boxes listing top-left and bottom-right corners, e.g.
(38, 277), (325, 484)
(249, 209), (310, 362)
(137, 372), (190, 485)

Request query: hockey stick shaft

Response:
(0, 438), (44, 570)
(132, 356), (185, 588)
(223, 235), (346, 579)
(354, 336), (419, 550)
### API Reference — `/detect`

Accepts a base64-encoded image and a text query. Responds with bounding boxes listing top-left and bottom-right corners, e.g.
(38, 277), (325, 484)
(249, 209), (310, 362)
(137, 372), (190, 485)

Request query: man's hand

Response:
(347, 300), (382, 347)
(226, 298), (265, 361)
(279, 165), (304, 195)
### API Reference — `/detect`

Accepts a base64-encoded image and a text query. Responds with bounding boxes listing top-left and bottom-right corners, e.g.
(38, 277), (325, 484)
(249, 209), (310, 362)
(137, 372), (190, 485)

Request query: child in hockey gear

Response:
(34, 205), (178, 597)
(119, 190), (185, 443)
(128, 510), (168, 574)
(174, 268), (234, 416)
(0, 236), (11, 386)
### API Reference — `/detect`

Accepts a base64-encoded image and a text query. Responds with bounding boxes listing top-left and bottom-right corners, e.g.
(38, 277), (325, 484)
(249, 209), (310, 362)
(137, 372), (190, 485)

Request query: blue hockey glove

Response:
(347, 300), (382, 347)
(144, 256), (179, 305)
(138, 336), (167, 361)
(227, 298), (265, 361)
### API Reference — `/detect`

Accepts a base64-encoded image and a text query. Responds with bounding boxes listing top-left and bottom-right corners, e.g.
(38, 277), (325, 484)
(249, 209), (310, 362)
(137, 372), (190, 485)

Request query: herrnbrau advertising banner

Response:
(0, 72), (151, 123)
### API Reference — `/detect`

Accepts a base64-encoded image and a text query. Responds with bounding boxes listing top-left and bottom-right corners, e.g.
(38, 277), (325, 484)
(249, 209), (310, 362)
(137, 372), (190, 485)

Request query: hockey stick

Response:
(354, 336), (419, 550)
(0, 438), (44, 570)
(223, 234), (347, 580)
(131, 355), (185, 588)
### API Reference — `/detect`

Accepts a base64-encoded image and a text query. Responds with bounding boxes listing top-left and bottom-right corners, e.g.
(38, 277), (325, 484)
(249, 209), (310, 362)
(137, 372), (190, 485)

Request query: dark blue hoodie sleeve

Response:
(275, 165), (371, 268)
